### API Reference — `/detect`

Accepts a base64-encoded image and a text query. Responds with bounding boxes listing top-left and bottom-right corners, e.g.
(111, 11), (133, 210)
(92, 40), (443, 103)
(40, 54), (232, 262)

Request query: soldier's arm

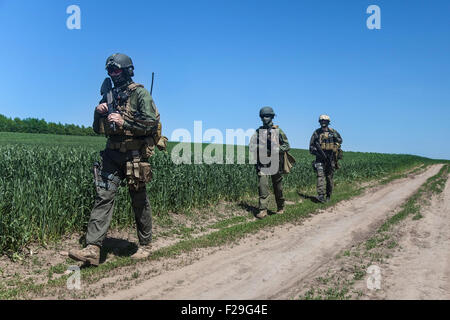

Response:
(309, 131), (319, 155)
(278, 128), (290, 152)
(92, 98), (106, 135)
(334, 130), (343, 144)
(123, 87), (159, 133)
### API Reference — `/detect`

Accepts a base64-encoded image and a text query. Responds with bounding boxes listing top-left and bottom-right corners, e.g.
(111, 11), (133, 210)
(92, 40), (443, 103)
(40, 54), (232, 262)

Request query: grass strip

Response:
(375, 164), (448, 235)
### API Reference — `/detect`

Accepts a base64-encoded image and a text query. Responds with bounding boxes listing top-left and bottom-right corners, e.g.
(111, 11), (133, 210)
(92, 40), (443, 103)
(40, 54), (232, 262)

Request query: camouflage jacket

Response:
(249, 125), (290, 173)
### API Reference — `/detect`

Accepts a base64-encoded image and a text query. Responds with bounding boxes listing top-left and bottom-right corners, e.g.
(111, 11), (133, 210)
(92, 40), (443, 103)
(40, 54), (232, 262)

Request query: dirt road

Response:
(375, 170), (450, 299)
(101, 165), (442, 300)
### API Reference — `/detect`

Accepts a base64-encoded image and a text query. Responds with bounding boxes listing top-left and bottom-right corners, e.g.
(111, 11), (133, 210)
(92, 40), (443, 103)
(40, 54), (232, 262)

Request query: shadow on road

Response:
(298, 192), (321, 203)
(238, 202), (260, 218)
(76, 235), (138, 265)
(100, 238), (138, 262)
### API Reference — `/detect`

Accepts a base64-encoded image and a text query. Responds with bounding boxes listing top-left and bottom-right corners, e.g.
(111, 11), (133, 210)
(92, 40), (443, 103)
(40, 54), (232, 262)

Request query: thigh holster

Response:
(93, 162), (121, 191)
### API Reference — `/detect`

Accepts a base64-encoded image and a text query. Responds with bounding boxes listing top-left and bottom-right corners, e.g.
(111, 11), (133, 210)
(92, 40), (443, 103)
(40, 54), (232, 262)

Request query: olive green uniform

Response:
(86, 82), (159, 247)
(309, 127), (343, 198)
(250, 126), (290, 211)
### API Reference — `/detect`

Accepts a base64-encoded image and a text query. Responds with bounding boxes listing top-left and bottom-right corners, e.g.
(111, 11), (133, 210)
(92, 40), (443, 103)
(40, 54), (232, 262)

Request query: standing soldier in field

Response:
(69, 53), (165, 266)
(249, 107), (291, 219)
(309, 114), (343, 203)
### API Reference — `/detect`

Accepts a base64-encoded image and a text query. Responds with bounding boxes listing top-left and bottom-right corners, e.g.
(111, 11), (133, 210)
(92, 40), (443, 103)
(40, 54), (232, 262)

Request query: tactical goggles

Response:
(107, 66), (123, 77)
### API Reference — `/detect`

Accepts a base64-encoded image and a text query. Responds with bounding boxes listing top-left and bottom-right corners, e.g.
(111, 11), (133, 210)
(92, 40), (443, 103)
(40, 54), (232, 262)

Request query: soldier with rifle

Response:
(249, 106), (292, 219)
(69, 53), (166, 266)
(309, 114), (343, 203)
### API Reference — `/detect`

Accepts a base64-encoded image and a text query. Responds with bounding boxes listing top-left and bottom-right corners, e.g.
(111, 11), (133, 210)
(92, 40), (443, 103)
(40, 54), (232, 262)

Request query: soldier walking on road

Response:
(249, 107), (291, 219)
(69, 53), (165, 266)
(309, 114), (343, 203)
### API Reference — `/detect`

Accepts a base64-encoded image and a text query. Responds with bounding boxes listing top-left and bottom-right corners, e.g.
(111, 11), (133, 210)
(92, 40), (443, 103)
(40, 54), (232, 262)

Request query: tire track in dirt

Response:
(99, 165), (442, 300)
(373, 172), (450, 299)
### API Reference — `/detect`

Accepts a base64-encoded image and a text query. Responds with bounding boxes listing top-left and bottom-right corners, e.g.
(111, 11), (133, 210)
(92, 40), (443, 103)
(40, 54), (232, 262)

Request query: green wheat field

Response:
(0, 132), (437, 255)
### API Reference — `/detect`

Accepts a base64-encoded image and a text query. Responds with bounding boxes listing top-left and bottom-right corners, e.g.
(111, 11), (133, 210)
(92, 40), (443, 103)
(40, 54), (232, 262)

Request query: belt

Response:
(107, 139), (144, 152)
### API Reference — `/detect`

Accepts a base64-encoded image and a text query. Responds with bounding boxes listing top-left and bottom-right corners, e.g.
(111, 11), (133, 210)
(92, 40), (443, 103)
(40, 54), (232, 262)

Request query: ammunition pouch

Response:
(139, 136), (156, 159)
(320, 142), (338, 152)
(125, 153), (152, 191)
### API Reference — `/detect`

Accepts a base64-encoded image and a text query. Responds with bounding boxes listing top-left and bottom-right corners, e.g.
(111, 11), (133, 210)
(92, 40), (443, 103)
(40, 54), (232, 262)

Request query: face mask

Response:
(261, 116), (273, 127)
(320, 121), (329, 129)
(108, 67), (130, 87)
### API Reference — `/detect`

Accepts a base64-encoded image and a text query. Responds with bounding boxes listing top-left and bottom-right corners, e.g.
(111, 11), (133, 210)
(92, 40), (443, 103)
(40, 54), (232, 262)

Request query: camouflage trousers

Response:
(314, 161), (334, 197)
(258, 171), (284, 211)
(85, 148), (152, 247)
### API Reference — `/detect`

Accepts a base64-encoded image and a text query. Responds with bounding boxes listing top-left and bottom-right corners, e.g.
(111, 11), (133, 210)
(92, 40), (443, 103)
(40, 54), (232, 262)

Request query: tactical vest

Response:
(255, 125), (283, 170)
(101, 83), (165, 153)
(101, 83), (145, 137)
(319, 128), (340, 152)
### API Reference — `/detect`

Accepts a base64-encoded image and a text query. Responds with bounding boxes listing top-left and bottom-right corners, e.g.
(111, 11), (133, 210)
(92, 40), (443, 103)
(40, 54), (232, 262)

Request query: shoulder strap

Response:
(127, 82), (144, 92)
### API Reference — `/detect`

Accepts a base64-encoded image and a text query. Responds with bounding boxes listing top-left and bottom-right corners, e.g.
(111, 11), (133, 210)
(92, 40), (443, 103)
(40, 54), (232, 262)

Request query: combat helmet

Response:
(259, 106), (275, 118)
(319, 114), (331, 122)
(105, 53), (135, 86)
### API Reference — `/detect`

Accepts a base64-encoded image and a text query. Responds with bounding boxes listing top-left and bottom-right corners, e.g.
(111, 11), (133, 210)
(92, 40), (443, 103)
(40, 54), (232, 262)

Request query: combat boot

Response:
(131, 244), (152, 260)
(255, 209), (268, 219)
(69, 244), (100, 266)
(317, 195), (326, 204)
(326, 194), (331, 202)
(277, 207), (285, 214)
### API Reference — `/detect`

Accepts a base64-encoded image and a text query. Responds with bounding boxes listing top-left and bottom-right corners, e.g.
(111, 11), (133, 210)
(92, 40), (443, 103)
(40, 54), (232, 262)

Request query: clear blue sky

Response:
(0, 0), (449, 159)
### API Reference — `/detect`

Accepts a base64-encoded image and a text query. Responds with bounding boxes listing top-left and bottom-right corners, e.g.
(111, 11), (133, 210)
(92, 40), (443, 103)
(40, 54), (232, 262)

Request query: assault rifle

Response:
(314, 140), (332, 168)
(100, 77), (117, 132)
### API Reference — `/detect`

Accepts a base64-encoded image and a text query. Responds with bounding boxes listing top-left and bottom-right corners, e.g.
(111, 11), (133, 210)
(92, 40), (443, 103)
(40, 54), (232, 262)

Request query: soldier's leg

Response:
(315, 162), (326, 200)
(271, 172), (284, 210)
(326, 168), (334, 198)
(129, 186), (152, 245)
(258, 172), (270, 211)
(85, 155), (122, 247)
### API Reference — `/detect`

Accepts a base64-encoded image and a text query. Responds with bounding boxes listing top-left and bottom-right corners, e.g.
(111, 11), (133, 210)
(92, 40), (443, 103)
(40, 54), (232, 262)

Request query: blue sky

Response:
(0, 0), (449, 159)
